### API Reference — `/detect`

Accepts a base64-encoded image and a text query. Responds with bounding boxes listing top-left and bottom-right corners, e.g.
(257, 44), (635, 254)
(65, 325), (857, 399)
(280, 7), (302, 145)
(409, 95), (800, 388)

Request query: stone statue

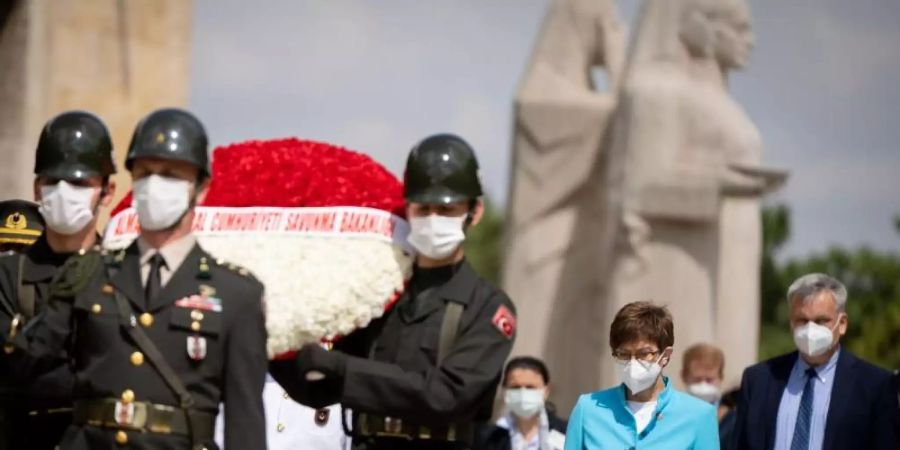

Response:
(502, 0), (626, 411)
(0, 0), (191, 221)
(598, 0), (785, 389)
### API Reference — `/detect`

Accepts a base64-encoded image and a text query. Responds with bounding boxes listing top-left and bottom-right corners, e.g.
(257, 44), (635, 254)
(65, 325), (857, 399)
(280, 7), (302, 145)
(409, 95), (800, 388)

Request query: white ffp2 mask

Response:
(616, 355), (664, 395)
(686, 382), (722, 404)
(504, 388), (545, 419)
(407, 214), (467, 259)
(39, 181), (97, 235)
(793, 319), (839, 357)
(133, 174), (192, 231)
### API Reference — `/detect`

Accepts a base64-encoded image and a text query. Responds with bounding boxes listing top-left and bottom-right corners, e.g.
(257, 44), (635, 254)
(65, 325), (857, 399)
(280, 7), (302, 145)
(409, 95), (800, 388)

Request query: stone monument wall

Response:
(0, 0), (191, 224)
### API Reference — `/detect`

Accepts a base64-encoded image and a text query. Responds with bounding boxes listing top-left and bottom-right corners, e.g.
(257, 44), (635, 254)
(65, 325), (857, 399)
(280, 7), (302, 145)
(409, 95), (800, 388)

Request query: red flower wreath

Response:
(111, 138), (405, 217)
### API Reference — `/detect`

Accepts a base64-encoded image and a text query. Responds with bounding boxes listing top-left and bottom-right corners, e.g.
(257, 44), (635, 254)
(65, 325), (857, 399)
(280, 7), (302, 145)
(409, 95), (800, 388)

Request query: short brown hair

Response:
(609, 301), (674, 351)
(681, 343), (725, 377)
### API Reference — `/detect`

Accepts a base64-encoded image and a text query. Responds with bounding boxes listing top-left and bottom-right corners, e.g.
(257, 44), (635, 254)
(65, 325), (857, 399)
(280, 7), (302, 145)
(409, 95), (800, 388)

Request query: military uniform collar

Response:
(113, 236), (206, 312)
(22, 234), (80, 282)
(137, 233), (197, 273)
(398, 260), (477, 323)
(430, 259), (477, 305)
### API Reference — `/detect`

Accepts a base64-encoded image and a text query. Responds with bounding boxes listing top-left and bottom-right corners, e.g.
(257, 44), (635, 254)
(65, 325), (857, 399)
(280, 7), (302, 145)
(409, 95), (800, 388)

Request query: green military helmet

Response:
(125, 108), (210, 179)
(0, 199), (44, 247)
(403, 133), (483, 204)
(34, 111), (116, 180)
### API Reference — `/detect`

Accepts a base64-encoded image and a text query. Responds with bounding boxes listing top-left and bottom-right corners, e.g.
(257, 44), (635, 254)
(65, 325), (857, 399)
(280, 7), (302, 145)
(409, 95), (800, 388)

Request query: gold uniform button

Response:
(91, 304), (102, 314)
(115, 430), (128, 445)
(120, 389), (135, 404)
(139, 313), (154, 327)
(130, 351), (144, 366)
(191, 321), (201, 332)
(101, 284), (114, 295)
(190, 310), (204, 321)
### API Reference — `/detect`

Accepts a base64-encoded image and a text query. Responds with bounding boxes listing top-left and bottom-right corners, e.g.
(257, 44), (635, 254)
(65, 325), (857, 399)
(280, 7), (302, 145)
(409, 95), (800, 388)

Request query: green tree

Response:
(464, 199), (504, 285)
(760, 205), (900, 369)
(759, 204), (795, 360)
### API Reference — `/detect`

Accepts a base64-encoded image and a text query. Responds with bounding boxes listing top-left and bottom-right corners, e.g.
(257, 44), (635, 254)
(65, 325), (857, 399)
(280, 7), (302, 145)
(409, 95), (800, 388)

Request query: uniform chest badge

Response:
(314, 408), (330, 427)
(187, 335), (207, 361)
(199, 284), (216, 297)
(491, 305), (516, 339)
(175, 294), (222, 312)
(114, 401), (135, 426)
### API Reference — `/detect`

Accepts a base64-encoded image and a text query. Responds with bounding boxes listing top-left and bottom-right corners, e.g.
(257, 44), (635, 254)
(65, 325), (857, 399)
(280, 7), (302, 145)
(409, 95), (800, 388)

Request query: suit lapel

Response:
(146, 244), (203, 312)
(109, 243), (146, 312)
(765, 352), (797, 449)
(822, 350), (853, 450)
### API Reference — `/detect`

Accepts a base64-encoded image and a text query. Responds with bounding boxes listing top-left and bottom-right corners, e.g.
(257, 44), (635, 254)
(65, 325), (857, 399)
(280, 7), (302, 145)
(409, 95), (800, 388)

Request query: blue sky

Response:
(190, 0), (900, 259)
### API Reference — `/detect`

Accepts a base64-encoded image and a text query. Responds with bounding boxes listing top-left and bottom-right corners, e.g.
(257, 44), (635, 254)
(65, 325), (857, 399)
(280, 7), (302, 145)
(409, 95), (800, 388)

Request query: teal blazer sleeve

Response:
(563, 394), (586, 450)
(693, 402), (720, 450)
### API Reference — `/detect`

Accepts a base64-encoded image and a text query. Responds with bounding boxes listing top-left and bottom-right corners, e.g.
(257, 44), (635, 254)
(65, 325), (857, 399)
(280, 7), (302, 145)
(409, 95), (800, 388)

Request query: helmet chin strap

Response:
(463, 198), (478, 228)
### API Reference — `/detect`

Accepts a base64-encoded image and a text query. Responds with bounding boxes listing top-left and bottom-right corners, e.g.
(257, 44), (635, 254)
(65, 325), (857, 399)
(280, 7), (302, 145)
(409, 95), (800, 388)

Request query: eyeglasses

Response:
(612, 348), (664, 365)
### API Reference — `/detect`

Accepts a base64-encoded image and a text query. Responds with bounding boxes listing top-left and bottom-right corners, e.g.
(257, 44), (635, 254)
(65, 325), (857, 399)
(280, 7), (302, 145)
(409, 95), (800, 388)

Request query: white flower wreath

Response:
(104, 206), (414, 357)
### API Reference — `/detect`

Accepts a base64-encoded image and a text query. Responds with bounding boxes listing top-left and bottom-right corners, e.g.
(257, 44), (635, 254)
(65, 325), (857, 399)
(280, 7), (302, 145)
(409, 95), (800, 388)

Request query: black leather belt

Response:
(73, 398), (214, 438)
(356, 413), (473, 443)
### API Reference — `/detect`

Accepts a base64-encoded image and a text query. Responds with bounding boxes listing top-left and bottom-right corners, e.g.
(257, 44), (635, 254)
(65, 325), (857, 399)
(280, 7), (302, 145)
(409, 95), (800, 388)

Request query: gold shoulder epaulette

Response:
(213, 257), (253, 278)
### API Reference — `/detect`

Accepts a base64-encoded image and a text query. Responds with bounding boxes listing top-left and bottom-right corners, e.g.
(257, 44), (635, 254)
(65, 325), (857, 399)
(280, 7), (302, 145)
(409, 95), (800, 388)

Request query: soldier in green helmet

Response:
(0, 111), (117, 450)
(4, 109), (267, 450)
(271, 133), (517, 450)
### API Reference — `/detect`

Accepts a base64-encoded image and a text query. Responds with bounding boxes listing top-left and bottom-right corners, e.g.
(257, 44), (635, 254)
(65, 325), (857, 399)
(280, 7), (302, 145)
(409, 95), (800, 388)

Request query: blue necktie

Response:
(790, 368), (818, 450)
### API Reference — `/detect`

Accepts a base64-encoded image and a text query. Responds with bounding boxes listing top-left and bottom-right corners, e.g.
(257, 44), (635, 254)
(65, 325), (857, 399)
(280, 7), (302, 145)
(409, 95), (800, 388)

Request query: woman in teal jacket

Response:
(564, 302), (719, 450)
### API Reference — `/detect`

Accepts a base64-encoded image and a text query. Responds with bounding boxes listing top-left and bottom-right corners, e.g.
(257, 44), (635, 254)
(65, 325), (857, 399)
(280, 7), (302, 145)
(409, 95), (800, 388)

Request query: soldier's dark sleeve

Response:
(340, 293), (516, 422)
(222, 282), (267, 450)
(1, 266), (79, 380)
(0, 262), (19, 379)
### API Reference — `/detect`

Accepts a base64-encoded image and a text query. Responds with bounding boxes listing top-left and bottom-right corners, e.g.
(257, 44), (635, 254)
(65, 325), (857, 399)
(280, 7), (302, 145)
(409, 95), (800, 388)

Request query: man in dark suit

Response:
(3, 109), (267, 449)
(735, 273), (900, 450)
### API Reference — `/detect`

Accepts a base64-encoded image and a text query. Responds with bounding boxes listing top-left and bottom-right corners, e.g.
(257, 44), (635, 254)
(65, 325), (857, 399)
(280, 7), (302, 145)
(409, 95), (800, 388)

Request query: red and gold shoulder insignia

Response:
(492, 305), (516, 339)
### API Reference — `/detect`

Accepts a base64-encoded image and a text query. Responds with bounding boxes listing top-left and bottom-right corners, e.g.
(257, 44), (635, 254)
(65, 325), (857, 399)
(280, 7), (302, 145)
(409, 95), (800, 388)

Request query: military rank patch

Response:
(492, 305), (516, 339)
(175, 294), (222, 312)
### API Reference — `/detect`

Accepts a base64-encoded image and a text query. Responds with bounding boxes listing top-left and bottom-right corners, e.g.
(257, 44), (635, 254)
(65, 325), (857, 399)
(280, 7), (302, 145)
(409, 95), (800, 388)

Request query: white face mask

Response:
(39, 181), (97, 235)
(793, 319), (839, 357)
(504, 388), (545, 419)
(686, 382), (722, 404)
(133, 174), (192, 231)
(407, 214), (467, 260)
(616, 353), (665, 395)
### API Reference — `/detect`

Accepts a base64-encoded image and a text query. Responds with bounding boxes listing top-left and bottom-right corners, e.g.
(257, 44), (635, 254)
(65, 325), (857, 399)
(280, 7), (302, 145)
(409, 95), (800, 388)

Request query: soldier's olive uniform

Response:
(0, 111), (113, 450)
(271, 134), (517, 450)
(3, 109), (268, 450)
(16, 244), (267, 450)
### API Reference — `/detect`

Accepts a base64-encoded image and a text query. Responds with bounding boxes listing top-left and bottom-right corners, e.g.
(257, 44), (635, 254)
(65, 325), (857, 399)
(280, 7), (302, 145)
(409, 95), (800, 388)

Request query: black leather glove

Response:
(296, 343), (347, 380)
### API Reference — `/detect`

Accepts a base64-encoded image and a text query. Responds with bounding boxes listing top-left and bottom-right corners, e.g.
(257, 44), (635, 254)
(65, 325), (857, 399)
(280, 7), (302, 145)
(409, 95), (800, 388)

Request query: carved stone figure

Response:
(502, 0), (626, 411)
(0, 0), (191, 222)
(598, 0), (785, 390)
